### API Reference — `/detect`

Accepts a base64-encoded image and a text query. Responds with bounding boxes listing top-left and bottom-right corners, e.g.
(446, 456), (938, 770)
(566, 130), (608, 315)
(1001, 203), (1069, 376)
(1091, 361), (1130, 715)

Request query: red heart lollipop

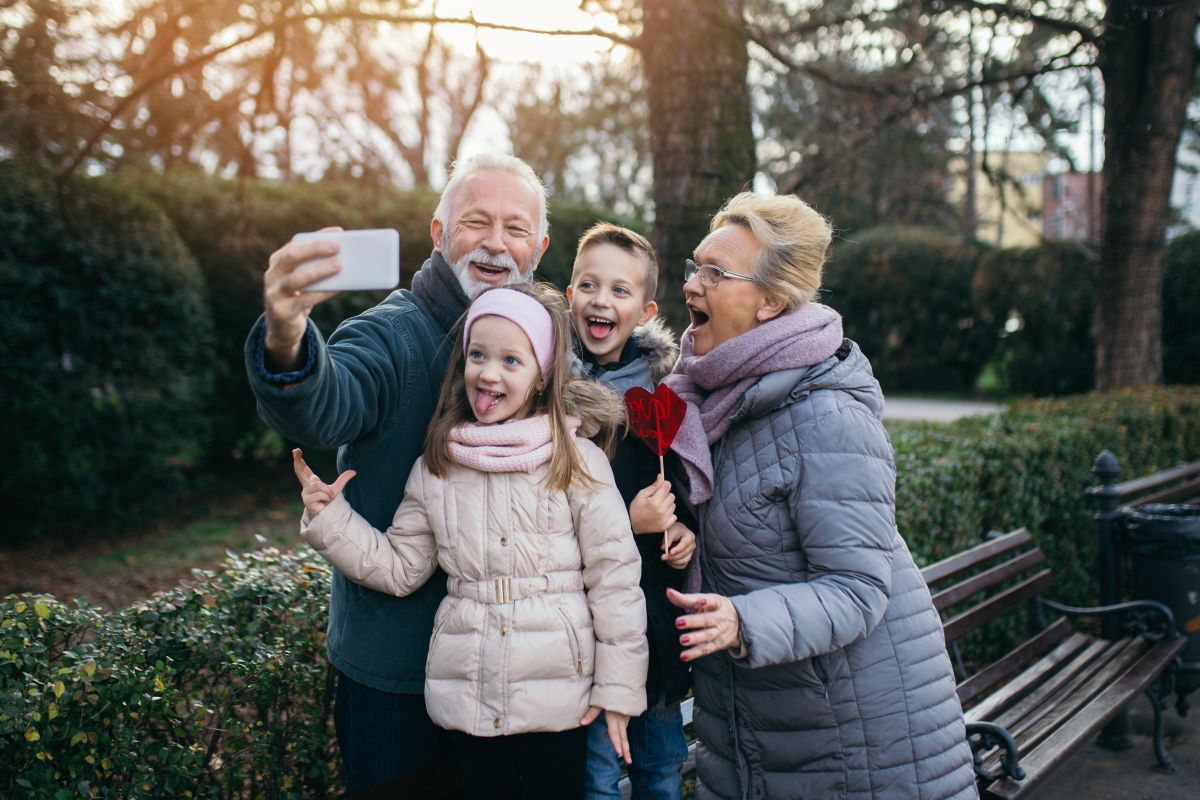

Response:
(623, 385), (687, 457)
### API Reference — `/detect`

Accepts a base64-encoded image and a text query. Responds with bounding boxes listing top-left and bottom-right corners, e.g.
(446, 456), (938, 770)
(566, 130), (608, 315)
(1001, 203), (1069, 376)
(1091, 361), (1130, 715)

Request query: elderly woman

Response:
(661, 193), (978, 800)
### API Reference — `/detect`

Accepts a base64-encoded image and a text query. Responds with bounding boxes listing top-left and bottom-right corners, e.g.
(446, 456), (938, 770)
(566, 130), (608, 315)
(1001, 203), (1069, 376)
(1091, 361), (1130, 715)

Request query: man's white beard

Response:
(444, 234), (539, 298)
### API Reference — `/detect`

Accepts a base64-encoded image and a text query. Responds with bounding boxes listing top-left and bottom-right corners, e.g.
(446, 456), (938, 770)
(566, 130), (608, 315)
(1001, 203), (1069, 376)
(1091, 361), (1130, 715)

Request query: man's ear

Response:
(430, 218), (444, 252)
(534, 234), (550, 269)
(638, 299), (659, 326)
(757, 294), (786, 323)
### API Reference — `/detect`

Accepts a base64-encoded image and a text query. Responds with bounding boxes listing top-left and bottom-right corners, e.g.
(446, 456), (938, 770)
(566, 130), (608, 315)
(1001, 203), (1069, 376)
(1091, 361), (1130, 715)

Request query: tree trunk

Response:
(640, 0), (756, 329)
(1095, 0), (1198, 390)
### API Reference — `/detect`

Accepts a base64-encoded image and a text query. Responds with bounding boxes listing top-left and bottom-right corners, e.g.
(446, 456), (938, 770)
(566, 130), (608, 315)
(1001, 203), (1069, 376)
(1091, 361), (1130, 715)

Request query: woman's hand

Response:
(667, 587), (742, 661)
(292, 448), (356, 518)
(580, 707), (633, 765)
(662, 522), (696, 569)
(629, 476), (677, 534)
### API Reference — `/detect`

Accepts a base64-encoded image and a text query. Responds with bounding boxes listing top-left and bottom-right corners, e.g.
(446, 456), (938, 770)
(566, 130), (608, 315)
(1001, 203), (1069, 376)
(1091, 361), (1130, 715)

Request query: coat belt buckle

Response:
(493, 576), (513, 603)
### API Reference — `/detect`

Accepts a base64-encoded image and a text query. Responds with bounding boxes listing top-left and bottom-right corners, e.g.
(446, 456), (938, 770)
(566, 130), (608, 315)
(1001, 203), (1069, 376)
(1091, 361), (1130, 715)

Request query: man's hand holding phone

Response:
(262, 228), (400, 371)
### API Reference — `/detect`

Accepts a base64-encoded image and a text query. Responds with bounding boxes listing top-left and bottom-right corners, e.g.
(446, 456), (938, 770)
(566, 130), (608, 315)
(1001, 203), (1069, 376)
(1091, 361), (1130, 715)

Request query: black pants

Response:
(334, 671), (453, 798)
(452, 727), (587, 800)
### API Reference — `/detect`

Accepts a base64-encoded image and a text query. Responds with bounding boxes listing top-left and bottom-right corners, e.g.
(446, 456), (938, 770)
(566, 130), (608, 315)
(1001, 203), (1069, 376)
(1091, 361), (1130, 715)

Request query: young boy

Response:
(566, 223), (694, 800)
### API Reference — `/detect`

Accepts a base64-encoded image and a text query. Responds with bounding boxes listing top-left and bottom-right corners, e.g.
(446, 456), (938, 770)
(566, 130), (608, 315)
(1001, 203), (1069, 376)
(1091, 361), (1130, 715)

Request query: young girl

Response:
(293, 283), (649, 800)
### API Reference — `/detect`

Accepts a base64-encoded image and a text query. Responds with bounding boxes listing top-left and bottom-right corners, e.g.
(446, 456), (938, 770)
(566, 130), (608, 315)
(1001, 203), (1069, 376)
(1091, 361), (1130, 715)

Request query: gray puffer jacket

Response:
(690, 341), (977, 800)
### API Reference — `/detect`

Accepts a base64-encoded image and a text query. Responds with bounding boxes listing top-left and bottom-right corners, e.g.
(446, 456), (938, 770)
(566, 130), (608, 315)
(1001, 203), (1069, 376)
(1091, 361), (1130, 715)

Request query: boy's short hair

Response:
(571, 222), (659, 301)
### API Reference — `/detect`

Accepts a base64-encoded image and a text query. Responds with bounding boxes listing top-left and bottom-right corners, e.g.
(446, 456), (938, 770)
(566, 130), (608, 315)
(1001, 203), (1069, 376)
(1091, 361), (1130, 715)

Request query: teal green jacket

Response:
(244, 254), (466, 693)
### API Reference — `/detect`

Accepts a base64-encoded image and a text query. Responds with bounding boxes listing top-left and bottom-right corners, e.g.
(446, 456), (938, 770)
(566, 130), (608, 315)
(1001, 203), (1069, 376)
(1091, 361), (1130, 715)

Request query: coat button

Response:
(500, 537), (508, 545)
(493, 718), (502, 729)
(500, 625), (507, 636)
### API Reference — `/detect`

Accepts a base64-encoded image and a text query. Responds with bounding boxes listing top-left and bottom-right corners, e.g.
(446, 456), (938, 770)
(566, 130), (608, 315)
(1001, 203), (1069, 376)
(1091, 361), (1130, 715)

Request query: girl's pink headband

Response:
(463, 288), (556, 376)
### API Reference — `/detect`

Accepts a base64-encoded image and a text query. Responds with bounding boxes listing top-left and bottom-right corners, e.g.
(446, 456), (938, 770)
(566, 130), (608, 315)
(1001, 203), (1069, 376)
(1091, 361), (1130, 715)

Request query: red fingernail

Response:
(680, 635), (690, 645)
(675, 618), (687, 628)
(680, 653), (691, 661)
(698, 598), (708, 607)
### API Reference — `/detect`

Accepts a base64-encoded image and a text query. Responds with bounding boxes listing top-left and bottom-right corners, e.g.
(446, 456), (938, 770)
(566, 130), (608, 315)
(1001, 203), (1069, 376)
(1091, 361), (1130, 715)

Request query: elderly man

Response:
(244, 153), (549, 797)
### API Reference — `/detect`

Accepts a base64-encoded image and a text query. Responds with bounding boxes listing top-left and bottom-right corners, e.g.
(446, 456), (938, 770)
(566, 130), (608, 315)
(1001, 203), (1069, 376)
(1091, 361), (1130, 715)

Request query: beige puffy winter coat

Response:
(301, 435), (649, 737)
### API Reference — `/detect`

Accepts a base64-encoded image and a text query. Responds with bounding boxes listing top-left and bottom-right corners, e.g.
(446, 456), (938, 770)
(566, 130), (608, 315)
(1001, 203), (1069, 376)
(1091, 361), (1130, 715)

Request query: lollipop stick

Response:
(660, 453), (669, 553)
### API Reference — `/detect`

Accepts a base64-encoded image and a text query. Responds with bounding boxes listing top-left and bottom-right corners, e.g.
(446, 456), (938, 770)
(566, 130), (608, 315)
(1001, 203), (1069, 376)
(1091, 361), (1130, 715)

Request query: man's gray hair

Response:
(435, 153), (549, 245)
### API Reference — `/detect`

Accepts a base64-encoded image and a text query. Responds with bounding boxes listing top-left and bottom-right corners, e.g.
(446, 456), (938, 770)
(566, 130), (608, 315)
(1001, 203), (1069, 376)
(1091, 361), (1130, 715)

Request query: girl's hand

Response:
(667, 587), (742, 661)
(662, 522), (696, 569)
(580, 707), (633, 765)
(629, 476), (676, 533)
(292, 448), (356, 518)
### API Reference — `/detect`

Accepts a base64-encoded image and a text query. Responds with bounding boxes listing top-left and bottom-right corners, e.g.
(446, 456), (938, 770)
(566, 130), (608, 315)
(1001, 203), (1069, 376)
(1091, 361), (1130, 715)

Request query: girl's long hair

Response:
(423, 282), (618, 492)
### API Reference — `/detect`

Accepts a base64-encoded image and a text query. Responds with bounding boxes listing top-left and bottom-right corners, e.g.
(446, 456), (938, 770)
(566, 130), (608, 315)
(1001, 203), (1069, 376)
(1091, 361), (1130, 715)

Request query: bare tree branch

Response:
(305, 12), (638, 48)
(937, 0), (1101, 43)
(749, 25), (1094, 99)
(779, 36), (1094, 195)
(58, 21), (280, 180)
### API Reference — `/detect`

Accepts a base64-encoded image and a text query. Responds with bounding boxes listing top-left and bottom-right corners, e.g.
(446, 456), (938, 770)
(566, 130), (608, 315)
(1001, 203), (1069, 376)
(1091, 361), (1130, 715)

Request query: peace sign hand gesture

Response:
(292, 448), (356, 518)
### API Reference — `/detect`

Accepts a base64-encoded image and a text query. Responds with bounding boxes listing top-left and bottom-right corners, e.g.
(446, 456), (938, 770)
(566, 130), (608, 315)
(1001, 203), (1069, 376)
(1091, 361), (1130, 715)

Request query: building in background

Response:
(1043, 171), (1101, 242)
(951, 151), (1051, 248)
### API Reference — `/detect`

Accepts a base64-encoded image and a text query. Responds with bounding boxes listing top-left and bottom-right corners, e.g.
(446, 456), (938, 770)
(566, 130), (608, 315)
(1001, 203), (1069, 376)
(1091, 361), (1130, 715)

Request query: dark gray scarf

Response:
(409, 250), (469, 333)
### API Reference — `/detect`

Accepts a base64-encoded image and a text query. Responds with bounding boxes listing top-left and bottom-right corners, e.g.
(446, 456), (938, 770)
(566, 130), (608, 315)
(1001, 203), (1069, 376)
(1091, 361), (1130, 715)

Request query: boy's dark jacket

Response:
(575, 317), (691, 707)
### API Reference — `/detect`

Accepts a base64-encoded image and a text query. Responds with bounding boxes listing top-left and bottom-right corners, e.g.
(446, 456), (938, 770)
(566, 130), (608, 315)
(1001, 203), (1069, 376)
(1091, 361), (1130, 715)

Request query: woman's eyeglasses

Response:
(684, 259), (756, 288)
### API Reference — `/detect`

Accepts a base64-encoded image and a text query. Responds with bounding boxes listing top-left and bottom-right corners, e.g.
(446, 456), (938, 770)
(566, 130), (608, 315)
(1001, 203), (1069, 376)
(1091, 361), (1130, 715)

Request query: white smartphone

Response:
(292, 228), (400, 292)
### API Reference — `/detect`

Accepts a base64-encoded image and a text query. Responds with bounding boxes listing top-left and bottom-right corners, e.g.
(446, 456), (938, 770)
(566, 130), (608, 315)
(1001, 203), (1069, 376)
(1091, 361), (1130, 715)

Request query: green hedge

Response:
(0, 163), (215, 540)
(824, 226), (998, 393)
(1, 548), (336, 799)
(973, 242), (1096, 397)
(1164, 231), (1200, 386)
(894, 386), (1200, 606)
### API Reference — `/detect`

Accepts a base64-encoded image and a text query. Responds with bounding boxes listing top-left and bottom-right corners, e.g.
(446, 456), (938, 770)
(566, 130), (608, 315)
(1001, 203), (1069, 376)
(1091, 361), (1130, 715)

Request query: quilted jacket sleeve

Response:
(300, 463), (439, 597)
(569, 440), (649, 717)
(730, 404), (896, 669)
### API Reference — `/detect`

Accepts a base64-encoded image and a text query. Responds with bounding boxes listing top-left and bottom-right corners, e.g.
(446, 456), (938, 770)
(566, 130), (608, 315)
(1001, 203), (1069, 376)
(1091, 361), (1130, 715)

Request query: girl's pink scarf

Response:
(661, 302), (844, 506)
(448, 414), (580, 473)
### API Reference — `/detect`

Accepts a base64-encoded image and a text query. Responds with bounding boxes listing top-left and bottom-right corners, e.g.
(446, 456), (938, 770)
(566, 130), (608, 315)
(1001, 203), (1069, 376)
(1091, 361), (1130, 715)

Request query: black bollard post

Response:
(1090, 450), (1132, 749)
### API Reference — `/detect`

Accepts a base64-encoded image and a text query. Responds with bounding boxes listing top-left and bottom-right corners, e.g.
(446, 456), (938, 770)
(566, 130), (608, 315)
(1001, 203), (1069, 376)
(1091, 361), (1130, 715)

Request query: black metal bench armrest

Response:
(1038, 598), (1178, 638)
(966, 722), (1026, 783)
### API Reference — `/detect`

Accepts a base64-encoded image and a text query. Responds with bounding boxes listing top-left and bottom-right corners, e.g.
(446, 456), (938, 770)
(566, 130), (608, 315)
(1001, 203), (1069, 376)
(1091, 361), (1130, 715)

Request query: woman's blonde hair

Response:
(710, 192), (832, 309)
(423, 282), (617, 492)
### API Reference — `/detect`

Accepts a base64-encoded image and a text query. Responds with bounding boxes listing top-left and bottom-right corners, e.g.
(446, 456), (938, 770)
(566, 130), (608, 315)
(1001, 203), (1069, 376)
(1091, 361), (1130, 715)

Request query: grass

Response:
(0, 459), (309, 609)
(76, 501), (301, 577)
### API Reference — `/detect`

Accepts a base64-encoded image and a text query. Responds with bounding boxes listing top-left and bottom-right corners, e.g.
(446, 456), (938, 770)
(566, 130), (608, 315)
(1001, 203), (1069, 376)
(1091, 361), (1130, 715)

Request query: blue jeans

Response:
(584, 703), (688, 800)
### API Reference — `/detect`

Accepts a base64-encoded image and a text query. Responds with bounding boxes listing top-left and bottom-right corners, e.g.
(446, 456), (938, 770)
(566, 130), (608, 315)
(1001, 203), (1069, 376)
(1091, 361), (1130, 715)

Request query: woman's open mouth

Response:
(688, 306), (710, 328)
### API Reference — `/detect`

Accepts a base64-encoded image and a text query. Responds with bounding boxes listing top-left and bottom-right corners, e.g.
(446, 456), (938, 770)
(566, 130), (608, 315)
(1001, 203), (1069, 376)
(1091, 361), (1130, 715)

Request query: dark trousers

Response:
(334, 671), (453, 798)
(452, 727), (587, 800)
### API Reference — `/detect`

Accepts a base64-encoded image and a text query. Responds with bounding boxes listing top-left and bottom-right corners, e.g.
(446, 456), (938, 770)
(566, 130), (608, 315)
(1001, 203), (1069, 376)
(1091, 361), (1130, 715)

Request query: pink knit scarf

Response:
(448, 414), (580, 473)
(661, 302), (844, 505)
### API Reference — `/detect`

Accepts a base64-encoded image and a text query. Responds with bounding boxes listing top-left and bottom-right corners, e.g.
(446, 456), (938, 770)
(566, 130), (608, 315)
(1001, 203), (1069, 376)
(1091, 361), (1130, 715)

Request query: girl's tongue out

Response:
(474, 389), (503, 415)
(588, 318), (615, 340)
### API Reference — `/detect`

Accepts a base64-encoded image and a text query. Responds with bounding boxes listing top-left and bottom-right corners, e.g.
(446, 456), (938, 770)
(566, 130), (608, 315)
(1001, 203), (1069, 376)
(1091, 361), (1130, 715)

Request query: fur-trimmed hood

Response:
(631, 316), (680, 382)
(563, 372), (623, 451)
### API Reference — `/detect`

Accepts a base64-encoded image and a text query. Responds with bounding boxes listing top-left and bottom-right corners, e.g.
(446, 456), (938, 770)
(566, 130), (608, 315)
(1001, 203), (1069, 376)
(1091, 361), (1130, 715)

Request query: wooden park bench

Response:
(923, 527), (1186, 799)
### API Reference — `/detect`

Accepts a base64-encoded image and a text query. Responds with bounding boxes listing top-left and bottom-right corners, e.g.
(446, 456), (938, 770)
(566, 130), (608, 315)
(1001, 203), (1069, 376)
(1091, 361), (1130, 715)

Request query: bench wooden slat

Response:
(995, 637), (1141, 741)
(1112, 460), (1200, 499)
(1121, 479), (1200, 507)
(964, 632), (1093, 723)
(922, 528), (1033, 586)
(956, 618), (1072, 707)
(983, 636), (1188, 799)
(942, 569), (1055, 644)
(932, 549), (1045, 612)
